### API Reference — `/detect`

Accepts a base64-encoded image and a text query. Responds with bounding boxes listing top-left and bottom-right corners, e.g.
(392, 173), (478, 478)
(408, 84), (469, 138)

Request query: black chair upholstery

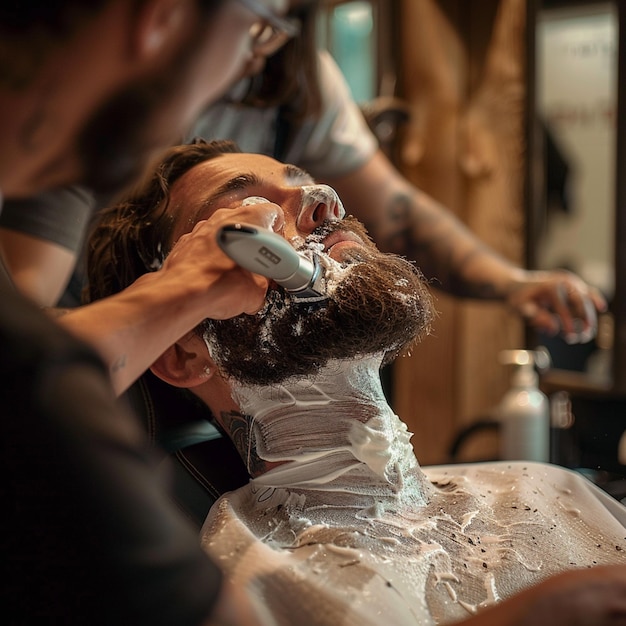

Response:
(125, 371), (250, 528)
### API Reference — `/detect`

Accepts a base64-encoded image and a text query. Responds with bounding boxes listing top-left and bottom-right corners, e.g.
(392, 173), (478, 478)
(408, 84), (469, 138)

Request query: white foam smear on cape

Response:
(201, 355), (626, 625)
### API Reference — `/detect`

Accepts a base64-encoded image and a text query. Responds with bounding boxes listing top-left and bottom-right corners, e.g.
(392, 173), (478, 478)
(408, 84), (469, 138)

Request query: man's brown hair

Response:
(85, 138), (240, 303)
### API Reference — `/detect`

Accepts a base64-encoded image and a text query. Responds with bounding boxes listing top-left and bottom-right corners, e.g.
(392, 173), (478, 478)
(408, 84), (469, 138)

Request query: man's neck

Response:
(229, 356), (433, 507)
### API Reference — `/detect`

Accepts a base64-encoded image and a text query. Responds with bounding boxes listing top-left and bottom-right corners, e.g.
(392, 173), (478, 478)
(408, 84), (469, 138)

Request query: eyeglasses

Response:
(236, 0), (301, 56)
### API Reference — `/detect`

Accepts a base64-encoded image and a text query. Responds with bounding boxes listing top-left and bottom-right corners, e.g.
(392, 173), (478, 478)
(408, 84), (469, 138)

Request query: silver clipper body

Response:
(217, 223), (327, 302)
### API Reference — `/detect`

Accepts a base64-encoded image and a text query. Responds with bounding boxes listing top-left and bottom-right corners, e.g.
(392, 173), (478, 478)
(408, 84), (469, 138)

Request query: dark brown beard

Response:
(200, 217), (435, 386)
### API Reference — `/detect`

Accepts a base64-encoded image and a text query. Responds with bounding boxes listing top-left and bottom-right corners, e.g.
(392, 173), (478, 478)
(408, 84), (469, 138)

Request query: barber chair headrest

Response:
(125, 369), (222, 453)
(124, 371), (250, 527)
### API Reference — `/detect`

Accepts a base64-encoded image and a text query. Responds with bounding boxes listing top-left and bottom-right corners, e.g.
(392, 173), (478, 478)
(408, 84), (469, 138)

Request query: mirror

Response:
(528, 0), (626, 489)
(531, 0), (618, 389)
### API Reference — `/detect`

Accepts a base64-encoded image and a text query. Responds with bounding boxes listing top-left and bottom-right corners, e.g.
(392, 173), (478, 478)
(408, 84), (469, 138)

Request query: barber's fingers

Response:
(509, 270), (606, 344)
(197, 202), (284, 247)
(205, 269), (269, 319)
(458, 566), (626, 626)
(170, 222), (270, 318)
(226, 199), (284, 233)
(519, 566), (626, 626)
(159, 202), (283, 320)
(547, 280), (598, 343)
(517, 299), (595, 344)
(168, 202), (284, 267)
(160, 237), (269, 318)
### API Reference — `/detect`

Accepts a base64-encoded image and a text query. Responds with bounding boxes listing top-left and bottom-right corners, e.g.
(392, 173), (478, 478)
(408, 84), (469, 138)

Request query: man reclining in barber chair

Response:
(86, 139), (626, 625)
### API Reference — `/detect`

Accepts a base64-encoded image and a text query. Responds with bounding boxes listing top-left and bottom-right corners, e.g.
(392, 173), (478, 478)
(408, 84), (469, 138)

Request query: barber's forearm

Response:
(334, 153), (605, 336)
(56, 247), (269, 396)
(377, 187), (524, 299)
(53, 272), (210, 394)
(332, 153), (523, 301)
(55, 204), (277, 395)
(0, 229), (78, 306)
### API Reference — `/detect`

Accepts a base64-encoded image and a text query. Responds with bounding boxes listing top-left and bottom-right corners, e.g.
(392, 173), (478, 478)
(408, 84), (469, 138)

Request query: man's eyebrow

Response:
(284, 164), (314, 182)
(206, 173), (261, 202)
(194, 166), (314, 222)
(192, 173), (260, 225)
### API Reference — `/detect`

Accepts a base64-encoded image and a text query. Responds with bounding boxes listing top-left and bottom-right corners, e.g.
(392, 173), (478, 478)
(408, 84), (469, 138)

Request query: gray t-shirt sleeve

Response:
(188, 51), (378, 180)
(284, 50), (378, 179)
(0, 185), (95, 252)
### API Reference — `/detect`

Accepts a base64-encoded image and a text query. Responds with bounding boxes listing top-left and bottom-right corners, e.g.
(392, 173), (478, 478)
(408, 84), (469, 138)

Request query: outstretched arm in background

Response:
(329, 150), (606, 341)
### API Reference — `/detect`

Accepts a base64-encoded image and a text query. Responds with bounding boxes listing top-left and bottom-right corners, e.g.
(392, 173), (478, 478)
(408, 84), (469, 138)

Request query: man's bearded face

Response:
(200, 217), (435, 386)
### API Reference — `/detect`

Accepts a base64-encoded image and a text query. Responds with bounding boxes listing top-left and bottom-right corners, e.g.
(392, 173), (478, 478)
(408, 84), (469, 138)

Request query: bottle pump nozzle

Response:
(499, 349), (550, 388)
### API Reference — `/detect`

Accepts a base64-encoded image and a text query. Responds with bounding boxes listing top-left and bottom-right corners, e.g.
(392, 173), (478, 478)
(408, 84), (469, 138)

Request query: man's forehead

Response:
(167, 151), (314, 241)
(201, 152), (280, 177)
(180, 152), (312, 191)
(169, 154), (263, 205)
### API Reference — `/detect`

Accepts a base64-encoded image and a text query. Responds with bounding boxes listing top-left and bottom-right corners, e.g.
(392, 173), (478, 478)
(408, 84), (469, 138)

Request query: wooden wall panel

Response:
(395, 0), (527, 465)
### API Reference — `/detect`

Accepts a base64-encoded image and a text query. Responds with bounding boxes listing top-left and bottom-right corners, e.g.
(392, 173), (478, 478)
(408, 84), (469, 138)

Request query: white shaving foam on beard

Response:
(222, 233), (357, 348)
(296, 239), (355, 302)
(288, 230), (356, 300)
(200, 251), (356, 367)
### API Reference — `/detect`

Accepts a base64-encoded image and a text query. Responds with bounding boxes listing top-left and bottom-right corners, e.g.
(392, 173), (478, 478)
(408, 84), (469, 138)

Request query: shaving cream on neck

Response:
(230, 356), (433, 509)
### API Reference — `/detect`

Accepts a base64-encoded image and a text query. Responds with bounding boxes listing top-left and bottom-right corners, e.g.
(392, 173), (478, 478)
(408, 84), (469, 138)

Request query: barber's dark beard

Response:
(77, 85), (166, 195)
(76, 26), (203, 196)
(201, 217), (435, 386)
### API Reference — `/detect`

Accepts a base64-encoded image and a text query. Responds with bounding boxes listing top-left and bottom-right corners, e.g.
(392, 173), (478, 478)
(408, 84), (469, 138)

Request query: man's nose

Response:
(296, 185), (345, 232)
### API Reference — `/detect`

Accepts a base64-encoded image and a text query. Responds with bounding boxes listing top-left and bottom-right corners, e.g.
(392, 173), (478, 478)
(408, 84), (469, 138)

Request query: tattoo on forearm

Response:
(381, 191), (453, 285)
(381, 192), (413, 255)
(220, 410), (267, 476)
(380, 191), (502, 298)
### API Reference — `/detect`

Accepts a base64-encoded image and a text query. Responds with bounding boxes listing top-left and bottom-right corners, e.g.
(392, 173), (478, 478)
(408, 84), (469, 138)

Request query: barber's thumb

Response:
(242, 196), (284, 232)
(243, 275), (270, 314)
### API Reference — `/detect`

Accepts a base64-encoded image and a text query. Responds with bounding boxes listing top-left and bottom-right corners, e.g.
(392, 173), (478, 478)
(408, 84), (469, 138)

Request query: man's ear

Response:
(133, 0), (191, 60)
(150, 332), (217, 389)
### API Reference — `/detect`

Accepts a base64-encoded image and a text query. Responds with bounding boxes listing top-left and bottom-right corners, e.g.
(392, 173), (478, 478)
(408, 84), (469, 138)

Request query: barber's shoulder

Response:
(316, 49), (350, 96)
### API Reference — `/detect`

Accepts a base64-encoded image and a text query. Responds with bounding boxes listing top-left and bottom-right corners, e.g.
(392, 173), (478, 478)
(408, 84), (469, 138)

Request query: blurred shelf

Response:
(540, 368), (615, 397)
